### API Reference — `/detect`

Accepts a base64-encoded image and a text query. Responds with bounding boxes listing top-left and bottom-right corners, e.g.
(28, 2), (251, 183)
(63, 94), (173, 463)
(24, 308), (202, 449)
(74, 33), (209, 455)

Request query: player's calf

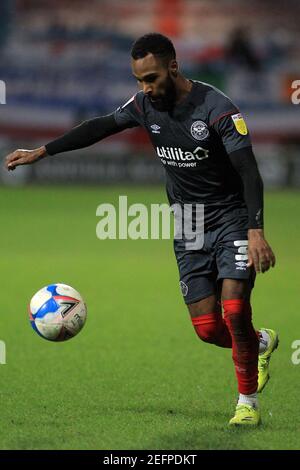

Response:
(223, 299), (259, 395)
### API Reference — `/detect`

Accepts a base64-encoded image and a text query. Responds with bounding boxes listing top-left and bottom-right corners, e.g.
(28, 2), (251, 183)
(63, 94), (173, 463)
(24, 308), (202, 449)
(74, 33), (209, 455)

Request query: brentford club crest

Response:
(190, 120), (209, 141)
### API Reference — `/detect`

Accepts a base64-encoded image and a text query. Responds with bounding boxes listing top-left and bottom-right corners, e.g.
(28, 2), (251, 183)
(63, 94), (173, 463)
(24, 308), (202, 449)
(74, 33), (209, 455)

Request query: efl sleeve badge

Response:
(231, 113), (248, 135)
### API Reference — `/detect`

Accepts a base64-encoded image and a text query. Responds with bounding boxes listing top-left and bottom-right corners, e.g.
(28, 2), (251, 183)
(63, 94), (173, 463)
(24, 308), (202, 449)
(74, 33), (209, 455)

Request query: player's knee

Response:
(191, 313), (220, 344)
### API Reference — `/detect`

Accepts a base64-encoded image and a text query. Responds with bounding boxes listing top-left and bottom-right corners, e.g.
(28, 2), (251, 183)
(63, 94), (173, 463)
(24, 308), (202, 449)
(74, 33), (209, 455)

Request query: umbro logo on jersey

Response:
(151, 124), (161, 134)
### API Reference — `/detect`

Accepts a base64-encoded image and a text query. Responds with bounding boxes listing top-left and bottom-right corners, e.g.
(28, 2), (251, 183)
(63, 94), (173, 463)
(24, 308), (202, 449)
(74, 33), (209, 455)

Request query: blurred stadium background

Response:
(1, 0), (300, 451)
(0, 0), (300, 186)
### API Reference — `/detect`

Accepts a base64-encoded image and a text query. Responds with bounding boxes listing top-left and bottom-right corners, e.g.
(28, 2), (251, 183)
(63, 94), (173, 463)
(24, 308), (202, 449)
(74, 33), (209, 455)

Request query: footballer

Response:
(5, 33), (278, 426)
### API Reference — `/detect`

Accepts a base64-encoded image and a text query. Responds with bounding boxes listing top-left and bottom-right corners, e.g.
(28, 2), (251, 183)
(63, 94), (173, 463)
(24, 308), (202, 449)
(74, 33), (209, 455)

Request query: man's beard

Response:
(149, 75), (176, 112)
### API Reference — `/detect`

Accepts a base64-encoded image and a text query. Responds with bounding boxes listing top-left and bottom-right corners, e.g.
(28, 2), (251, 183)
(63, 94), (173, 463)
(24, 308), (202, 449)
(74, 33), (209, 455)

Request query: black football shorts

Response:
(174, 216), (255, 304)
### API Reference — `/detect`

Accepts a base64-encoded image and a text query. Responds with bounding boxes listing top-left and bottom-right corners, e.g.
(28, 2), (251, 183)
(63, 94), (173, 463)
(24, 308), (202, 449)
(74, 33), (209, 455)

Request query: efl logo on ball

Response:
(29, 283), (87, 341)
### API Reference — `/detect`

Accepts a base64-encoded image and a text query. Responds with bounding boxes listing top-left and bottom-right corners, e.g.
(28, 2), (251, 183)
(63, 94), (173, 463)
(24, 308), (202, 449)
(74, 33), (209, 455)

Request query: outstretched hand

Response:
(5, 146), (47, 171)
(247, 229), (276, 273)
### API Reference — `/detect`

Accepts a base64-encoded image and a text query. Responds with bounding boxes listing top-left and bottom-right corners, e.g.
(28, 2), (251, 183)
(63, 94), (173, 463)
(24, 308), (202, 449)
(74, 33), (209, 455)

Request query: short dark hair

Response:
(131, 33), (176, 63)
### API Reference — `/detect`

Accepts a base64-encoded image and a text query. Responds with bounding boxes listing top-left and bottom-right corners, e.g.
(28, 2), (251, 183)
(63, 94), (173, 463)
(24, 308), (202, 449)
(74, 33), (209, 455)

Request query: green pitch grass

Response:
(0, 186), (299, 450)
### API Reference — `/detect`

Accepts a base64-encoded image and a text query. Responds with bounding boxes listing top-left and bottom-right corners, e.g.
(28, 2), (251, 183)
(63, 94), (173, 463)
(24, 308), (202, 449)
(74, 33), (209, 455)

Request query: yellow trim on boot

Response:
(258, 328), (279, 393)
(229, 404), (261, 426)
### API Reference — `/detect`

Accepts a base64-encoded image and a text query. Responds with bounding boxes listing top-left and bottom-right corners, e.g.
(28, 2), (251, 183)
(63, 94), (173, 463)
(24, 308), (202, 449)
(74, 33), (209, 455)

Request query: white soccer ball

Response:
(29, 283), (87, 341)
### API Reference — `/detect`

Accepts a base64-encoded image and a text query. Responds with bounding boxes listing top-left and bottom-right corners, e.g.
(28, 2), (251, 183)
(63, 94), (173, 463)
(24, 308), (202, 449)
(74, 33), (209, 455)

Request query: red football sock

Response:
(241, 302), (262, 344)
(223, 299), (259, 395)
(192, 312), (232, 348)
